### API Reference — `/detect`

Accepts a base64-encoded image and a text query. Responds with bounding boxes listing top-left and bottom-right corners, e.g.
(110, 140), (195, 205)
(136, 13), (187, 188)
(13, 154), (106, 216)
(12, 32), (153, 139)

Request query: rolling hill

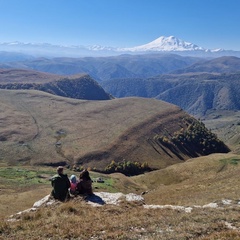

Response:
(201, 109), (240, 153)
(133, 153), (240, 206)
(0, 89), (228, 170)
(0, 69), (112, 100)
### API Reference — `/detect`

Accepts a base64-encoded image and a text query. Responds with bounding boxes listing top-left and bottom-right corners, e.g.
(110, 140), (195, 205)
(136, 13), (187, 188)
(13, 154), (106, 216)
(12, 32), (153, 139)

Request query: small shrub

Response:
(230, 158), (240, 165)
(103, 160), (152, 176)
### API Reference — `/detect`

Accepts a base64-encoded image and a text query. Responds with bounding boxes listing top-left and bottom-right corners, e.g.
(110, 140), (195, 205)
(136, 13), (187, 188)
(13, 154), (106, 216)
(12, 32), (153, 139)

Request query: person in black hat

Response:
(50, 166), (71, 201)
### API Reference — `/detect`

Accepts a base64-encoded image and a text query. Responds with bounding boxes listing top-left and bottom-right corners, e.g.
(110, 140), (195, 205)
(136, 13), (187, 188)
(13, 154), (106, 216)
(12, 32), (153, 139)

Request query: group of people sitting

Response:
(50, 166), (93, 202)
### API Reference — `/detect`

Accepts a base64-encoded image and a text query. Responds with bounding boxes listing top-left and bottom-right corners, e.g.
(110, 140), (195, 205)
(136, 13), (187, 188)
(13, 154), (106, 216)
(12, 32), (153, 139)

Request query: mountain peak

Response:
(122, 36), (206, 52)
(0, 36), (236, 57)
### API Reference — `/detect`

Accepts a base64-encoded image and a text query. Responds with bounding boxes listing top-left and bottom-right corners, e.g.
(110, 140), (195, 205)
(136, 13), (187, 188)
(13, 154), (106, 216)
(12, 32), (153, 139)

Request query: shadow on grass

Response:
(86, 194), (105, 205)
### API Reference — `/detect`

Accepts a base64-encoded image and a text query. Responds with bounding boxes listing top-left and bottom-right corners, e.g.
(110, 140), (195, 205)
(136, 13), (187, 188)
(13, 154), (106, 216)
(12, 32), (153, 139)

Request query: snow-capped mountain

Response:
(121, 36), (206, 52)
(119, 36), (240, 57)
(0, 36), (239, 58)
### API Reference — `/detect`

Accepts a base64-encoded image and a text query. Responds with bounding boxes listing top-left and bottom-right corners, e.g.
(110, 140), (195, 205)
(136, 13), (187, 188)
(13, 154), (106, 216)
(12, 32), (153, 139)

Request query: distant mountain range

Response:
(102, 56), (240, 116)
(0, 53), (202, 81)
(1, 36), (240, 57)
(1, 48), (240, 117)
(172, 56), (240, 74)
(103, 72), (240, 116)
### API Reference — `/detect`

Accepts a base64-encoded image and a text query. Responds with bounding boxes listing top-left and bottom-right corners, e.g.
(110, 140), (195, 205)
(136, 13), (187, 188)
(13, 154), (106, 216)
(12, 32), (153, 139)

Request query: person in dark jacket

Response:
(76, 169), (93, 195)
(51, 166), (71, 201)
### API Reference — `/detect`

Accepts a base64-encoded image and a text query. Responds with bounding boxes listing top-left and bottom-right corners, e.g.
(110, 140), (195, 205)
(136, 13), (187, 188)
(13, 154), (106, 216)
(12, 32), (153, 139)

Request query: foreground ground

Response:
(1, 196), (240, 240)
(1, 152), (240, 239)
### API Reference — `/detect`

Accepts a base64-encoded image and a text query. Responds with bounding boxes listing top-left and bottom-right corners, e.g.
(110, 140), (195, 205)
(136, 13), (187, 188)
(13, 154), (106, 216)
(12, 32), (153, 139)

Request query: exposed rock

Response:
(7, 192), (145, 221)
(7, 191), (240, 223)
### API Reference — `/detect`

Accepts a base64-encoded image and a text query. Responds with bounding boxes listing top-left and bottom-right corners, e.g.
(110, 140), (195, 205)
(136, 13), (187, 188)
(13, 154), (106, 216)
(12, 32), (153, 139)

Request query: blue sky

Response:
(1, 0), (240, 50)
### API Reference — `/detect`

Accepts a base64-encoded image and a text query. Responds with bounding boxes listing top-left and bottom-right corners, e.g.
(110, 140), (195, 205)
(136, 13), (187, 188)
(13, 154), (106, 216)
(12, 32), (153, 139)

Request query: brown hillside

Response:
(0, 69), (111, 100)
(0, 89), (208, 170)
(133, 153), (240, 206)
(203, 109), (240, 153)
(0, 68), (62, 83)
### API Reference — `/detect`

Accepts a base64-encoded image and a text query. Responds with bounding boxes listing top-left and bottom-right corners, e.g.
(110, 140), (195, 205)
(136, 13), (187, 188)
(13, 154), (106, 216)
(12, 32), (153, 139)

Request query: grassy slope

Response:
(1, 153), (240, 239)
(0, 69), (111, 100)
(203, 109), (240, 153)
(0, 89), (191, 169)
(2, 90), (240, 239)
(0, 88), (190, 219)
(2, 152), (240, 219)
(133, 153), (240, 205)
(0, 165), (138, 220)
(0, 68), (62, 84)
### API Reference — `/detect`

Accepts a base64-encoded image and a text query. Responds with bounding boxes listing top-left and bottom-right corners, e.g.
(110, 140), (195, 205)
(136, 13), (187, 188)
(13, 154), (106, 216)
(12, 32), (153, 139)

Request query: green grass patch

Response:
(219, 157), (240, 165)
(230, 158), (240, 165)
(0, 167), (53, 188)
(70, 171), (120, 192)
(0, 166), (121, 192)
(92, 177), (117, 193)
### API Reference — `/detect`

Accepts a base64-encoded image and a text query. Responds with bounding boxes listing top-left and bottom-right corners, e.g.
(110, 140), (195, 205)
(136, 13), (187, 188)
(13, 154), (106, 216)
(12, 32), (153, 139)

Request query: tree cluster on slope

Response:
(157, 117), (230, 156)
(104, 160), (152, 176)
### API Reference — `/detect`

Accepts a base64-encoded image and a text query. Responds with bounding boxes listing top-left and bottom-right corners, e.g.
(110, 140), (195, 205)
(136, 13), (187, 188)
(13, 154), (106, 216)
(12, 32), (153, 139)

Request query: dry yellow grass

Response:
(1, 198), (240, 240)
(1, 89), (240, 239)
(0, 165), (143, 220)
(0, 69), (62, 84)
(0, 89), (190, 169)
(133, 153), (240, 206)
(1, 153), (240, 239)
(0, 187), (51, 220)
(203, 109), (240, 152)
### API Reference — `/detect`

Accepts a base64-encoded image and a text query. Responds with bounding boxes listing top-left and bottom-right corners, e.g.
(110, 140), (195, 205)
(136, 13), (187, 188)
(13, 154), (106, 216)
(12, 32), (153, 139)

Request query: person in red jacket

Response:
(69, 174), (78, 196)
(76, 169), (93, 195)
